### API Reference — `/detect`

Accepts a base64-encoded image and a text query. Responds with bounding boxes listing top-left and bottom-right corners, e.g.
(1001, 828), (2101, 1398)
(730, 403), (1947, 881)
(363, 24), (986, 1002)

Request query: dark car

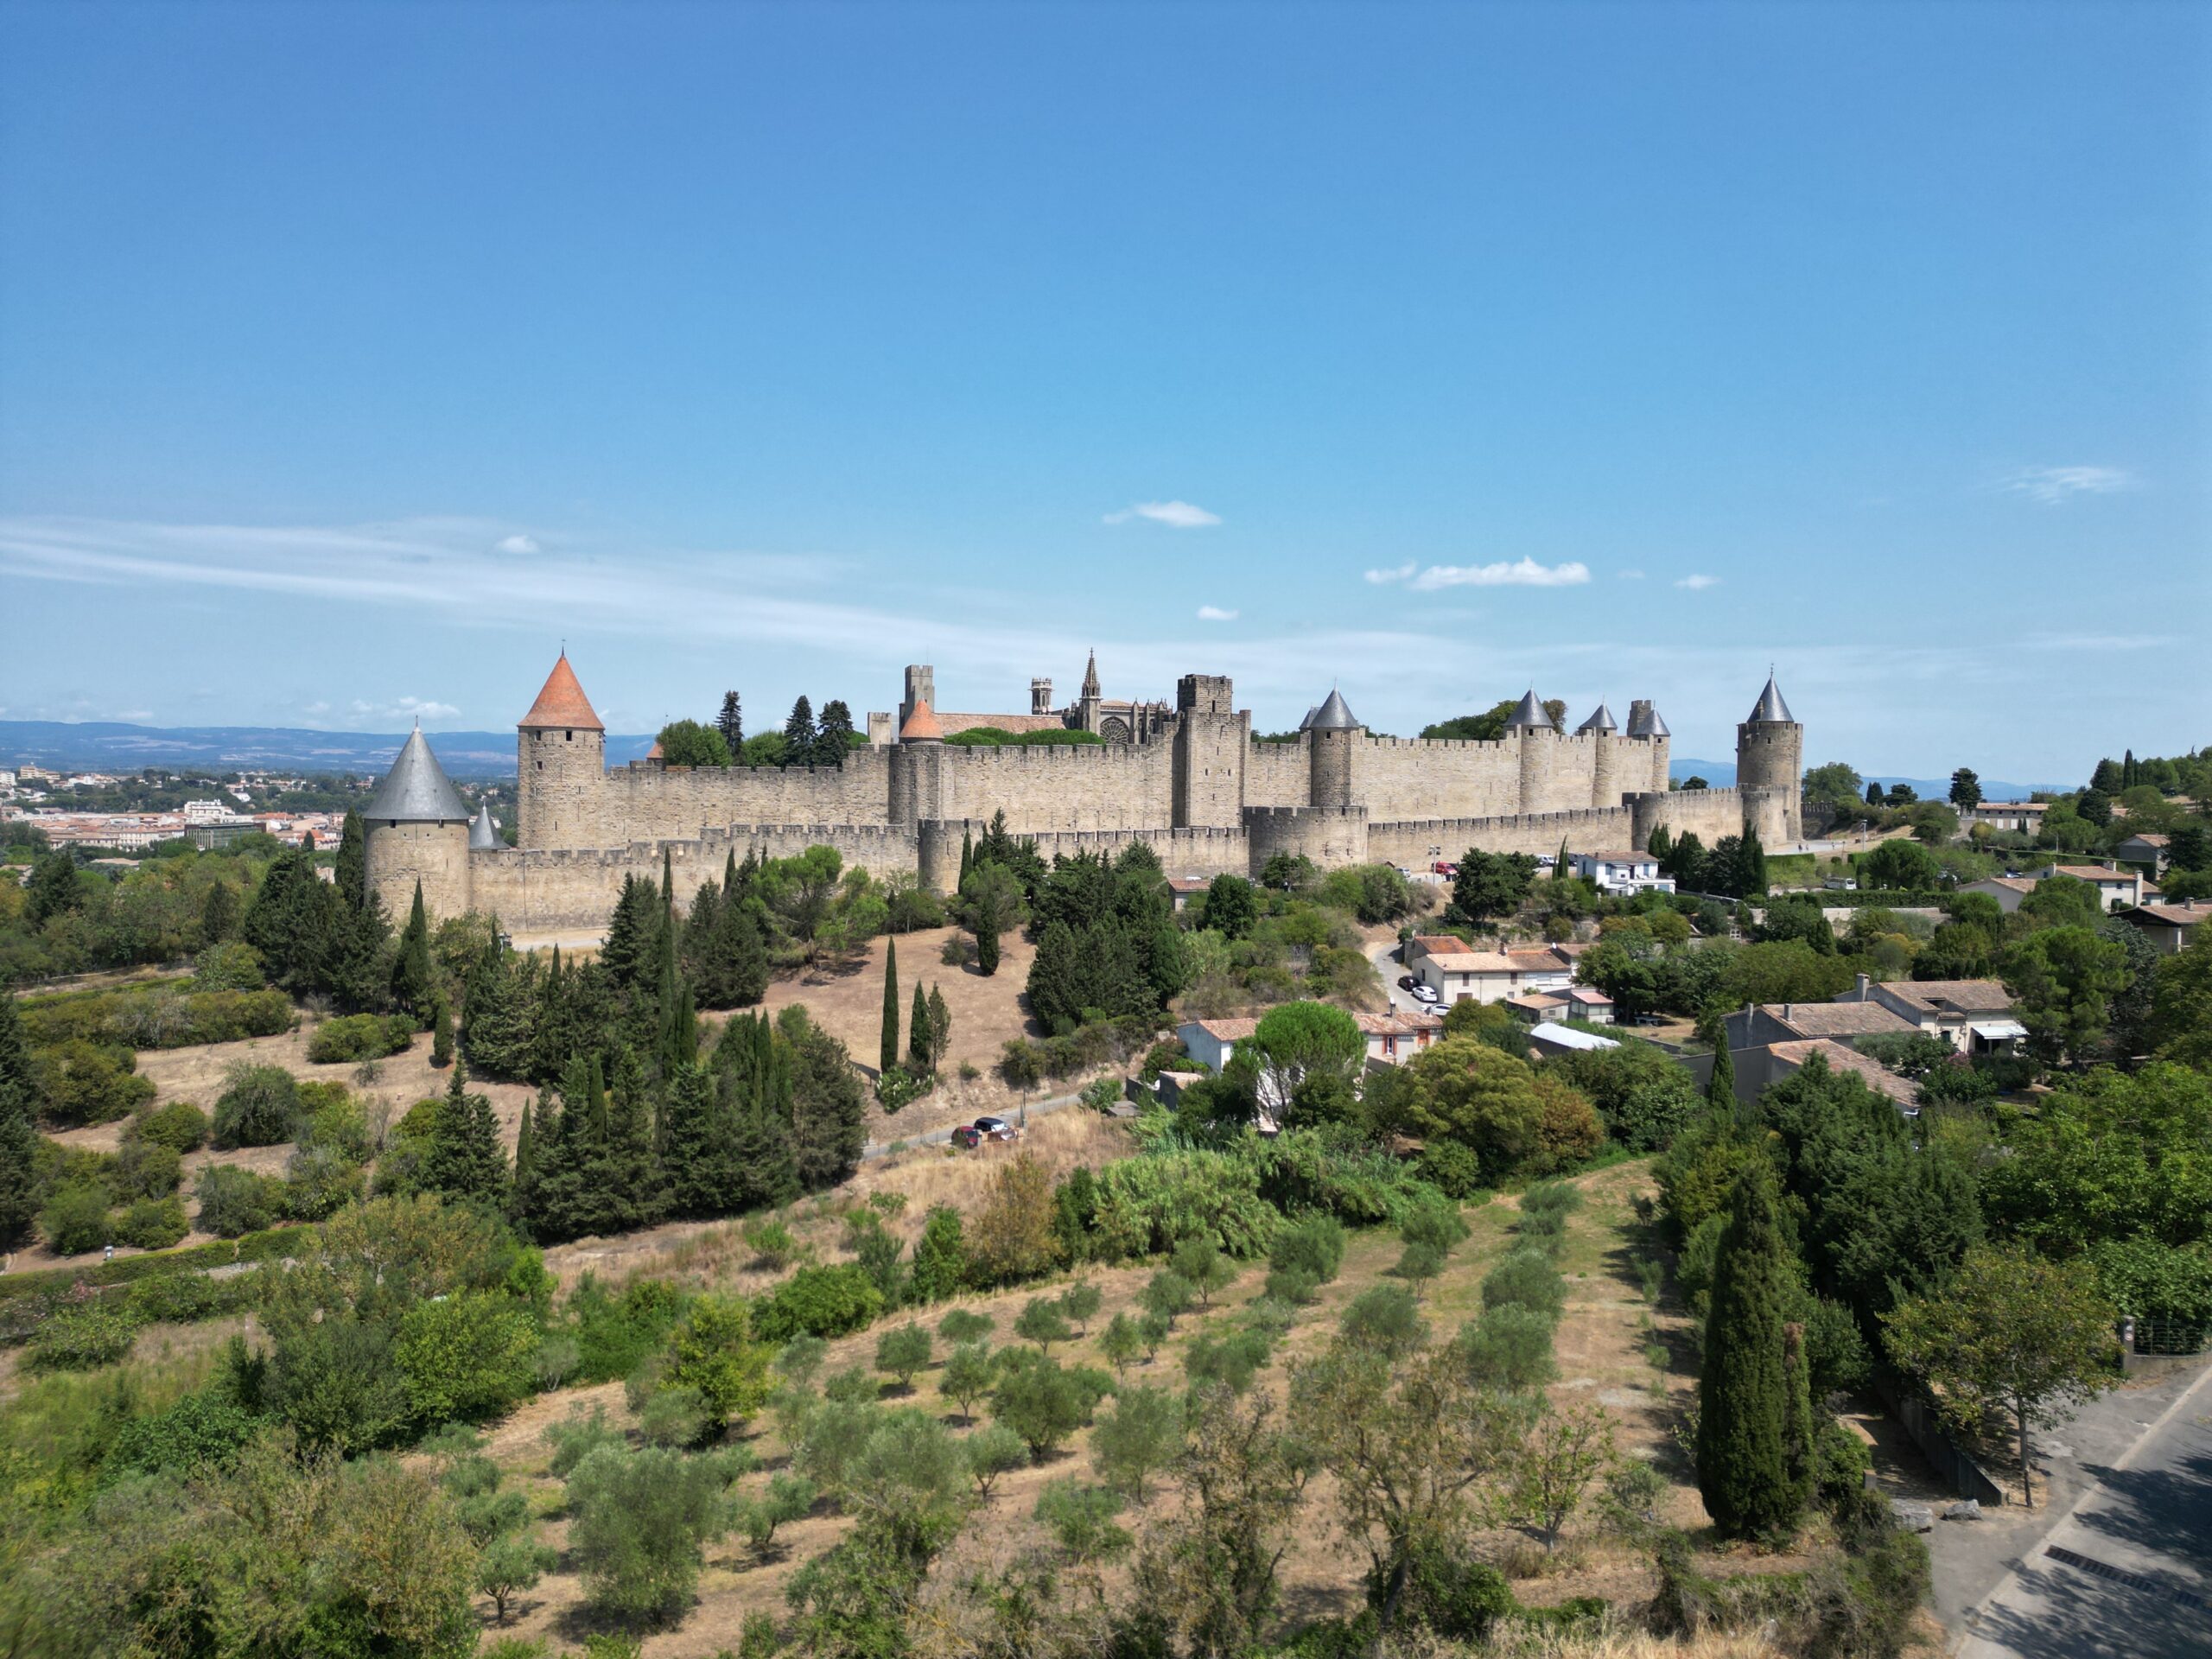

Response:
(973, 1116), (1018, 1142)
(1397, 974), (1418, 992)
(949, 1125), (982, 1149)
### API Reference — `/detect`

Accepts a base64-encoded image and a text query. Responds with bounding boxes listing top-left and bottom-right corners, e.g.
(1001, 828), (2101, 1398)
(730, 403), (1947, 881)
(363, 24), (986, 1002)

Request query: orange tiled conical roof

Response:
(519, 653), (604, 731)
(899, 700), (944, 741)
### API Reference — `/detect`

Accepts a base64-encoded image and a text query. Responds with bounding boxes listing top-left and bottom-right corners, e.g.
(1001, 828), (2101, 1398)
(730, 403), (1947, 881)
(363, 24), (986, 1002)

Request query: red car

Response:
(949, 1125), (982, 1149)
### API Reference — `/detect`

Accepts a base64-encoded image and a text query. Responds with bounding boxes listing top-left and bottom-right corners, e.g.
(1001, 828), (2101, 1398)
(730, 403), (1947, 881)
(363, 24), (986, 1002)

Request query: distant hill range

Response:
(0, 721), (655, 779)
(1671, 759), (2069, 801)
(0, 723), (2070, 798)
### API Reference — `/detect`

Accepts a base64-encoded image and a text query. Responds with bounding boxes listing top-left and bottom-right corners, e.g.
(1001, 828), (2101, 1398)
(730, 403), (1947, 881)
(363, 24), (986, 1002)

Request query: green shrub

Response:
(753, 1263), (885, 1343)
(41, 1183), (111, 1255)
(128, 1269), (249, 1324)
(307, 1013), (416, 1064)
(1381, 1543), (1514, 1642)
(113, 1197), (190, 1250)
(20, 986), (292, 1050)
(396, 1290), (541, 1425)
(1415, 1139), (1486, 1199)
(26, 1300), (139, 1370)
(1339, 1285), (1428, 1357)
(566, 1444), (727, 1621)
(544, 1404), (624, 1477)
(34, 1039), (157, 1127)
(638, 1386), (712, 1449)
(1268, 1213), (1347, 1284)
(191, 941), (266, 991)
(112, 1138), (183, 1199)
(125, 1101), (210, 1154)
(566, 1275), (689, 1383)
(1481, 1247), (1567, 1322)
(211, 1064), (301, 1148)
(1455, 1303), (1560, 1391)
(194, 1164), (284, 1237)
(105, 1387), (259, 1478)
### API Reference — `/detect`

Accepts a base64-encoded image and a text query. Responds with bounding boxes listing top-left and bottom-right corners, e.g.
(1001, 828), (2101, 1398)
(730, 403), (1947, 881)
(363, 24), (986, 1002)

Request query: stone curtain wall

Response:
(1243, 740), (1313, 809)
(1367, 807), (1639, 868)
(586, 749), (897, 845)
(937, 741), (1176, 832)
(1351, 732), (1662, 821)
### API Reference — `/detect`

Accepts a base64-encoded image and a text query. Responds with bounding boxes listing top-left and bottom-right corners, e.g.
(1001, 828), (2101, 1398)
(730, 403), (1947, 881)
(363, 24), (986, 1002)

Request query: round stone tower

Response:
(1626, 699), (1671, 792)
(516, 652), (606, 849)
(1505, 689), (1555, 814)
(1736, 671), (1803, 842)
(364, 721), (473, 921)
(890, 698), (944, 836)
(1306, 687), (1361, 809)
(1578, 702), (1618, 807)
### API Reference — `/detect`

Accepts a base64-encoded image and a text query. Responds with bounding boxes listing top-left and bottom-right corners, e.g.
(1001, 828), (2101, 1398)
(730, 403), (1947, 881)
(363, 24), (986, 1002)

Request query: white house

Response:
(2038, 863), (2157, 912)
(1526, 1021), (1619, 1058)
(1568, 849), (1675, 897)
(1175, 1011), (1443, 1129)
(1404, 938), (1574, 1005)
(1961, 800), (2047, 836)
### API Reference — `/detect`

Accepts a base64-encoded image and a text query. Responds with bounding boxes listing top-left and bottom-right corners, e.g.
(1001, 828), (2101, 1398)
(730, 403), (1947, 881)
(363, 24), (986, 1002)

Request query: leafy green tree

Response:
(0, 994), (42, 1247)
(478, 1530), (556, 1624)
(964, 1422), (1030, 1496)
(668, 1294), (776, 1427)
(657, 718), (733, 766)
(1509, 1401), (1615, 1554)
(1341, 1284), (1429, 1357)
(1059, 1278), (1103, 1336)
(993, 1356), (1092, 1458)
(2018, 873), (2103, 931)
(1861, 837), (1942, 893)
(1399, 1036), (1547, 1181)
(939, 1341), (997, 1423)
(1090, 1382), (1185, 1500)
(1100, 1311), (1143, 1375)
(566, 1444), (728, 1620)
(2001, 925), (2132, 1065)
(732, 1471), (815, 1554)
(1014, 1295), (1074, 1355)
(1448, 850), (1537, 930)
(875, 1323), (932, 1391)
(395, 1290), (538, 1425)
(2151, 934), (2212, 1068)
(1455, 1302), (1559, 1391)
(1883, 1245), (2116, 1507)
(908, 1205), (969, 1302)
(1695, 1166), (1803, 1539)
(1248, 1000), (1363, 1118)
(1948, 768), (1981, 809)
(1203, 874), (1259, 940)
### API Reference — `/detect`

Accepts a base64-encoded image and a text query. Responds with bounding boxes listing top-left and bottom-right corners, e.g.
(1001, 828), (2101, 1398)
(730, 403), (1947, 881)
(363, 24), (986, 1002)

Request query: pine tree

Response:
(391, 881), (435, 1023)
(880, 940), (900, 1076)
(422, 1058), (509, 1205)
(909, 983), (932, 1075)
(1696, 1165), (1802, 1539)
(783, 696), (817, 766)
(815, 699), (856, 766)
(0, 991), (41, 1247)
(717, 690), (744, 758)
(461, 942), (537, 1079)
(1027, 920), (1083, 1034)
(334, 809), (368, 912)
(1707, 1038), (1736, 1110)
(431, 992), (455, 1067)
(658, 1061), (734, 1219)
(600, 875), (658, 996)
(602, 1047), (665, 1232)
(926, 985), (951, 1073)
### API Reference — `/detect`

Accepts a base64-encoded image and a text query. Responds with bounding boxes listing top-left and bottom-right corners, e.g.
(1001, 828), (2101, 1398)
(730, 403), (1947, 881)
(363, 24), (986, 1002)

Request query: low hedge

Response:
(20, 986), (295, 1050)
(306, 1013), (416, 1064)
(0, 1224), (296, 1309)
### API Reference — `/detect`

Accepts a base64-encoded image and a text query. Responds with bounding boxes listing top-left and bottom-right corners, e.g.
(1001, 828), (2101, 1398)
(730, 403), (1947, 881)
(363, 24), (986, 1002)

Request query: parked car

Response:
(949, 1125), (982, 1149)
(1397, 974), (1418, 992)
(973, 1116), (1018, 1142)
(1431, 861), (1458, 877)
(1409, 982), (1441, 1005)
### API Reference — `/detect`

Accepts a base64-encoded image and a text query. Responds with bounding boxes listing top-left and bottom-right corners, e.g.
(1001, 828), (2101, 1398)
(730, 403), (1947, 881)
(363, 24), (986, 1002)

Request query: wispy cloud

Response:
(1617, 569), (1646, 582)
(1196, 605), (1238, 622)
(1368, 558), (1590, 592)
(1675, 574), (1720, 591)
(2022, 632), (2177, 652)
(1103, 500), (1221, 529)
(2005, 466), (2138, 505)
(493, 533), (540, 555)
(348, 695), (461, 721)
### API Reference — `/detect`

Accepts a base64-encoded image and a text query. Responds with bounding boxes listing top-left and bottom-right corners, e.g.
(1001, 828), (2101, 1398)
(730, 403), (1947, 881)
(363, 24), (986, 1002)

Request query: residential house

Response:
(1404, 937), (1574, 1005)
(1503, 986), (1617, 1026)
(1961, 800), (2047, 836)
(2114, 833), (2170, 873)
(1527, 1021), (1620, 1059)
(2118, 899), (2210, 957)
(2038, 863), (2157, 912)
(1166, 877), (1211, 912)
(1959, 875), (2038, 913)
(1567, 850), (1675, 897)
(1721, 998), (1916, 1055)
(1174, 1011), (1444, 1130)
(1831, 972), (2024, 1053)
(1762, 1039), (1922, 1115)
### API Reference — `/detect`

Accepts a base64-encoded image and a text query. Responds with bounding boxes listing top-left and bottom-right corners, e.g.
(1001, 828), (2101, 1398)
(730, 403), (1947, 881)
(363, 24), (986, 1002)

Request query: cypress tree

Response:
(391, 881), (435, 1023)
(976, 916), (1001, 977)
(659, 1062), (733, 1218)
(511, 1092), (542, 1229)
(958, 830), (974, 888)
(199, 877), (239, 946)
(1648, 823), (1673, 863)
(600, 875), (658, 995)
(926, 985), (950, 1074)
(881, 939), (901, 1076)
(1707, 1037), (1736, 1111)
(908, 983), (932, 1075)
(0, 991), (40, 1247)
(422, 1058), (508, 1205)
(660, 847), (674, 909)
(660, 975), (698, 1071)
(1696, 1165), (1802, 1539)
(334, 809), (368, 912)
(1555, 837), (1570, 880)
(431, 992), (455, 1067)
(1735, 823), (1769, 899)
(1027, 920), (1082, 1034)
(1782, 1319), (1816, 1518)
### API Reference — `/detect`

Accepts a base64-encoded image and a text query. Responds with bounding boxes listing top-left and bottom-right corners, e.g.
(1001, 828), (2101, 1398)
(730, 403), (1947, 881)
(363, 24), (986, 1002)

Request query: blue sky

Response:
(2, 1), (2205, 781)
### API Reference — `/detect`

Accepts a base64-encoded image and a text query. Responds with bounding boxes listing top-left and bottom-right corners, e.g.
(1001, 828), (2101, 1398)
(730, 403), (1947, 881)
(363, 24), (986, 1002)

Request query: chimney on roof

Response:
(1783, 1002), (1794, 1023)
(1855, 973), (1870, 1000)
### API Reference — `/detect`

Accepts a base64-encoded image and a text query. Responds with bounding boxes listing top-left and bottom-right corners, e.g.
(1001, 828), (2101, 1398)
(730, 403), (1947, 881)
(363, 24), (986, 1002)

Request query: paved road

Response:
(1950, 1359), (2212, 1659)
(858, 1087), (1088, 1161)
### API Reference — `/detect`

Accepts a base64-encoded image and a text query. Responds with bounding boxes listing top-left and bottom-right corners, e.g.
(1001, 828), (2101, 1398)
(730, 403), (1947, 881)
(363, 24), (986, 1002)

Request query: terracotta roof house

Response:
(1833, 972), (2023, 1053)
(1404, 938), (1574, 1005)
(1764, 1039), (1920, 1112)
(2119, 899), (2210, 957)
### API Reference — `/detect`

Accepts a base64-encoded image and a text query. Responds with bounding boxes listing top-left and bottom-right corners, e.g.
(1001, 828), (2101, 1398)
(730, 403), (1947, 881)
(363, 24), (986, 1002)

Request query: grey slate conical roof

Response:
(1504, 689), (1553, 732)
(1576, 702), (1617, 734)
(468, 802), (499, 850)
(1298, 705), (1319, 731)
(365, 725), (469, 823)
(1748, 672), (1795, 724)
(1309, 688), (1361, 731)
(1626, 702), (1670, 739)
